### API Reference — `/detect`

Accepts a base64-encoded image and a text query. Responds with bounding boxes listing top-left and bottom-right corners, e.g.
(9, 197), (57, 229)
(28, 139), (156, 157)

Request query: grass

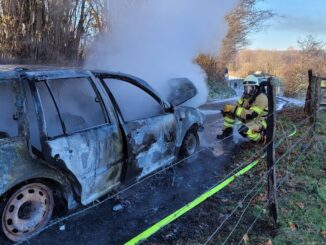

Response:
(269, 109), (326, 245)
(238, 108), (326, 244)
(145, 107), (326, 245)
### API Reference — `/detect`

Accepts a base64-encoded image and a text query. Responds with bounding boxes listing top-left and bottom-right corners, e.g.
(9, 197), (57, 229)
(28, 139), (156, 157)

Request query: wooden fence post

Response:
(310, 75), (317, 125)
(305, 69), (313, 115)
(266, 77), (277, 226)
(314, 77), (321, 130)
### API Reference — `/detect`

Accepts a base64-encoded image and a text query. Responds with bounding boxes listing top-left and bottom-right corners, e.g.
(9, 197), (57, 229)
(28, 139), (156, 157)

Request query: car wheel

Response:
(1, 183), (54, 242)
(179, 128), (199, 158)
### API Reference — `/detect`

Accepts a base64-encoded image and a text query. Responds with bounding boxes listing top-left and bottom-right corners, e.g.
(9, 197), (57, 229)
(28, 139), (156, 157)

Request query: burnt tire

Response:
(1, 183), (54, 242)
(179, 128), (199, 158)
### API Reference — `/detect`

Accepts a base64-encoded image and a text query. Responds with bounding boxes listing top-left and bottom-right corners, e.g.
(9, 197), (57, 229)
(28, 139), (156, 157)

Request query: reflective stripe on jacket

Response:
(235, 93), (268, 121)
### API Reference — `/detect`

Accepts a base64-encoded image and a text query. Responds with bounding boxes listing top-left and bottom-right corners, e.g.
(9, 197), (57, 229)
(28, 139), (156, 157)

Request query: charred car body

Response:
(0, 68), (204, 241)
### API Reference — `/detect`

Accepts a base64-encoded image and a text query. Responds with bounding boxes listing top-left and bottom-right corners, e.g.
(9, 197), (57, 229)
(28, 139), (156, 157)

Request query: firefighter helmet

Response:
(243, 75), (260, 98)
(243, 75), (260, 86)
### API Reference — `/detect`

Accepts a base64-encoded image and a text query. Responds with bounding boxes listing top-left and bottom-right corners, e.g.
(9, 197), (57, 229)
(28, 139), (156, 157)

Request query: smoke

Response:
(86, 0), (238, 107)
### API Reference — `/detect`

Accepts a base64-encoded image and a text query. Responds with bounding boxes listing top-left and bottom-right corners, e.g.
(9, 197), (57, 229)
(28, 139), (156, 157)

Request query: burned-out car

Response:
(0, 68), (204, 241)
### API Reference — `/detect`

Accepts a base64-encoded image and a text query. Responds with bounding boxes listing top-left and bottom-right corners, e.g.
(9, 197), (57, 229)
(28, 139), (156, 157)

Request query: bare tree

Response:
(197, 0), (274, 82)
(0, 0), (107, 64)
(220, 0), (274, 64)
(298, 34), (326, 70)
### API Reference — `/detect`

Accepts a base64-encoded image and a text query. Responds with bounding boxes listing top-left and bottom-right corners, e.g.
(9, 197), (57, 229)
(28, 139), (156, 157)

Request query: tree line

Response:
(0, 0), (107, 64)
(0, 0), (272, 69)
(229, 35), (326, 97)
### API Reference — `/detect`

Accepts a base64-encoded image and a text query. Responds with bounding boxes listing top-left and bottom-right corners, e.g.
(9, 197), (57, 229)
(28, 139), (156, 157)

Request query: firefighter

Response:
(216, 75), (268, 143)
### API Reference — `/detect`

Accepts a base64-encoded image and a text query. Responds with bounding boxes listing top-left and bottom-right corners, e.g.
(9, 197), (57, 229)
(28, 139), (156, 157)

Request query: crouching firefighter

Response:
(216, 75), (268, 143)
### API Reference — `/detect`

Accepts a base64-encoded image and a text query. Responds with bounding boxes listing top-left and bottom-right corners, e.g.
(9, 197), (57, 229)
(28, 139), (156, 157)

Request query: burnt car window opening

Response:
(104, 78), (163, 122)
(0, 82), (18, 138)
(38, 78), (107, 135)
(36, 82), (65, 137)
(24, 83), (42, 150)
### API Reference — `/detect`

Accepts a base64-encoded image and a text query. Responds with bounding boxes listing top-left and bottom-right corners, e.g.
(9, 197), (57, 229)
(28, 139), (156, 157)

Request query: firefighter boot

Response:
(216, 127), (233, 140)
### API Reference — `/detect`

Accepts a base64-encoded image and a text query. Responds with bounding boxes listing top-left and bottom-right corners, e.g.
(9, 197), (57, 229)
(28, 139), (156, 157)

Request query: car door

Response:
(0, 76), (24, 192)
(30, 74), (124, 205)
(98, 74), (177, 180)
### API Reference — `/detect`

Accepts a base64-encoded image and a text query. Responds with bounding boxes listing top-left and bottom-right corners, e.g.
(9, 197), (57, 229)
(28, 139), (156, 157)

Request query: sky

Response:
(248, 0), (326, 50)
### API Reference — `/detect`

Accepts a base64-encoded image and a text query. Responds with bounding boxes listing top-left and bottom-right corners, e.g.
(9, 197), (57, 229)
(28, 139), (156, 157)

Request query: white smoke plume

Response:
(86, 0), (238, 107)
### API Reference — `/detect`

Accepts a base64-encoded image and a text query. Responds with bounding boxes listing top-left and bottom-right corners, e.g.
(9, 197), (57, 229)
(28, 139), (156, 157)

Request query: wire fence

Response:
(204, 120), (317, 244)
(199, 75), (322, 243)
(14, 82), (322, 245)
(236, 136), (316, 245)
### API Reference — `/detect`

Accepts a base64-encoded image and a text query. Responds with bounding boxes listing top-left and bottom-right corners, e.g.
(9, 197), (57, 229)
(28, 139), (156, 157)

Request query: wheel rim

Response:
(2, 183), (54, 242)
(184, 133), (198, 155)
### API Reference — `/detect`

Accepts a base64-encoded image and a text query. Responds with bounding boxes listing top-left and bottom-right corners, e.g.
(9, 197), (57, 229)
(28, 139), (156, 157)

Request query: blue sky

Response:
(248, 0), (326, 50)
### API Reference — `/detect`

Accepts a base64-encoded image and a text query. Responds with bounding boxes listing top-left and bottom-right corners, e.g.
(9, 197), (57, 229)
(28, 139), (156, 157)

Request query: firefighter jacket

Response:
(234, 92), (269, 124)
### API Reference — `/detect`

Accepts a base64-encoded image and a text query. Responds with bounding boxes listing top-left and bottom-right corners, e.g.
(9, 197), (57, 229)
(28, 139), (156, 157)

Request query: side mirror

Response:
(164, 103), (174, 113)
(166, 78), (197, 106)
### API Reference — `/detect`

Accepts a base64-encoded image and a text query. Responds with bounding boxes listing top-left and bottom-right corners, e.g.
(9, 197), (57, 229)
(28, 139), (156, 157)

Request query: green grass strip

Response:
(288, 125), (297, 137)
(125, 159), (259, 245)
(125, 124), (297, 245)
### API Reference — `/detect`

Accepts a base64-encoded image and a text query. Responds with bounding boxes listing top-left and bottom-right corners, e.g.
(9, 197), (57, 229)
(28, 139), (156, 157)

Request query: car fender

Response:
(0, 138), (78, 209)
(174, 106), (204, 148)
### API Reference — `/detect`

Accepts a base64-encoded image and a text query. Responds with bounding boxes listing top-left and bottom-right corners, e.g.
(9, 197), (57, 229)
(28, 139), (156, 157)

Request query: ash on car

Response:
(0, 67), (204, 242)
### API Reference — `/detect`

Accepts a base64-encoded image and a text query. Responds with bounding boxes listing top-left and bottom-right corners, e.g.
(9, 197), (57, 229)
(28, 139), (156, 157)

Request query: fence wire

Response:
(15, 98), (319, 245)
(236, 135), (315, 245)
(204, 120), (315, 244)
(15, 110), (294, 244)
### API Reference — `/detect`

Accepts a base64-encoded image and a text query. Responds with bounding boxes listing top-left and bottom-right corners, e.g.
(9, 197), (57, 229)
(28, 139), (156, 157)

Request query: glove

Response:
(246, 112), (258, 120)
(223, 104), (235, 113)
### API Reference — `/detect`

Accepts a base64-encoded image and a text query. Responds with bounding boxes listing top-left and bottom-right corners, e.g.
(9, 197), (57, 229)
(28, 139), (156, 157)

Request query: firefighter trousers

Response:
(223, 114), (267, 142)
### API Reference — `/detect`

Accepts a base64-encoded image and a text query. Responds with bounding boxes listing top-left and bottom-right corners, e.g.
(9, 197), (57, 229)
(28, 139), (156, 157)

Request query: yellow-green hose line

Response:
(125, 124), (297, 245)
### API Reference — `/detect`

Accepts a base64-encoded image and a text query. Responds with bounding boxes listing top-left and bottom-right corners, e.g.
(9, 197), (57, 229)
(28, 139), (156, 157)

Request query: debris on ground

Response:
(113, 204), (124, 212)
(59, 225), (66, 231)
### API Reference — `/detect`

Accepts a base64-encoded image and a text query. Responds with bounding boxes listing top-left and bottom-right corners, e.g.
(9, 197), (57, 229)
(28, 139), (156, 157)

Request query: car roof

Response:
(0, 66), (92, 81)
(0, 66), (155, 92)
(0, 64), (83, 70)
(0, 67), (164, 103)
